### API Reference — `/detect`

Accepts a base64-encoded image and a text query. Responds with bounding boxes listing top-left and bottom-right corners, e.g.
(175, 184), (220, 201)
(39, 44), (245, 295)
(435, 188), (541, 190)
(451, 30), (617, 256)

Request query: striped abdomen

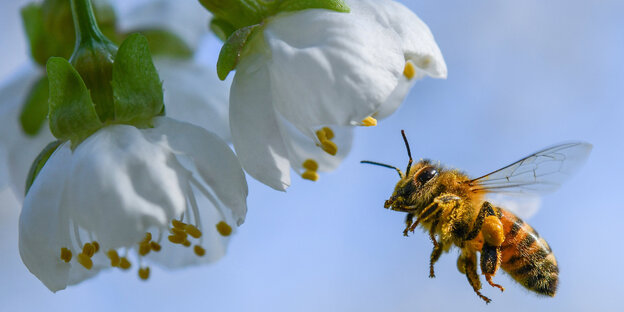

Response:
(499, 209), (558, 296)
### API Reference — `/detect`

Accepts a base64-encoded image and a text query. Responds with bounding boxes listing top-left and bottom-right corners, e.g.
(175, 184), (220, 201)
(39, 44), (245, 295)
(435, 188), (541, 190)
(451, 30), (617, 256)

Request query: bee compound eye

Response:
(417, 168), (438, 184)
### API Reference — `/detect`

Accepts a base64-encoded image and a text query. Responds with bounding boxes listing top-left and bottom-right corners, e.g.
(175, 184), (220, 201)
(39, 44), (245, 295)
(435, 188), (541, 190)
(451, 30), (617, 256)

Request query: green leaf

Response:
(20, 75), (50, 136)
(199, 0), (265, 29)
(25, 140), (62, 195)
(111, 34), (164, 124)
(217, 24), (261, 80)
(47, 57), (103, 146)
(132, 29), (193, 58)
(21, 4), (48, 66)
(277, 0), (350, 13)
(210, 18), (237, 42)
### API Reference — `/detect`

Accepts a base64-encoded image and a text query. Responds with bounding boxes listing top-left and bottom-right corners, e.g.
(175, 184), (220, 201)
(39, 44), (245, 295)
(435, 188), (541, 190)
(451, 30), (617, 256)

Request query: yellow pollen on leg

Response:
(150, 241), (162, 252)
(216, 221), (233, 237)
(107, 250), (120, 267)
(60, 247), (72, 263)
(361, 116), (377, 127)
(403, 61), (416, 80)
(77, 253), (93, 270)
(82, 243), (95, 257)
(321, 140), (338, 156)
(184, 224), (202, 239)
(194, 245), (206, 257)
(119, 257), (131, 270)
(138, 267), (150, 280)
(302, 159), (319, 171)
(302, 170), (319, 181)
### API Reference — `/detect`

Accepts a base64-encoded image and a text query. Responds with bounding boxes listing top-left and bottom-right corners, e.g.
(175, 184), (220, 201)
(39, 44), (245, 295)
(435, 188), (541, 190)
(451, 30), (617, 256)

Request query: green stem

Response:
(70, 0), (106, 46)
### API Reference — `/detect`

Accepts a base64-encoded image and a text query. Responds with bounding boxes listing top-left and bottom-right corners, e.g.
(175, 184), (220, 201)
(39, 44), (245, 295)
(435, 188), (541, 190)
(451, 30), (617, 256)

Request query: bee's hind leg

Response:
(480, 243), (505, 292)
(458, 251), (491, 304)
(428, 211), (443, 278)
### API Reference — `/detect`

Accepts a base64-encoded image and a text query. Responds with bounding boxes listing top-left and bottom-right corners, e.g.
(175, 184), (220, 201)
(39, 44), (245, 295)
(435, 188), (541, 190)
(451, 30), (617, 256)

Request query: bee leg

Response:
(464, 202), (496, 241)
(459, 251), (491, 304)
(429, 211), (443, 278)
(403, 213), (414, 237)
(480, 243), (505, 292)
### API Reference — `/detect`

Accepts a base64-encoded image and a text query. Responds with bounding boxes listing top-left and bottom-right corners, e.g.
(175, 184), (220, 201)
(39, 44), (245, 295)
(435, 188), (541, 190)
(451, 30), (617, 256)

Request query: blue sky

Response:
(1, 0), (622, 311)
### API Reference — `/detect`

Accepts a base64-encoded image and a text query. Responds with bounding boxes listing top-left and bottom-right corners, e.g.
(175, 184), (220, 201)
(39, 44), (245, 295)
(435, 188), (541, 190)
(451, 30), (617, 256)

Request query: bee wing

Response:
(468, 142), (592, 195)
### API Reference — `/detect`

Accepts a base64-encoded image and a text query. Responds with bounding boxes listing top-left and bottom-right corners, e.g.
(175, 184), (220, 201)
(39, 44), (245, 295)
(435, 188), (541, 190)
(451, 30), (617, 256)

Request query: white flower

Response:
(0, 0), (229, 201)
(230, 0), (447, 190)
(19, 117), (247, 292)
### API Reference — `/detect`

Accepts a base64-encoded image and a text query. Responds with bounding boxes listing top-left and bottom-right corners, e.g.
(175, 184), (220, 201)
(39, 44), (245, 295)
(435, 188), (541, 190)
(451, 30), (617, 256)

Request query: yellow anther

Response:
(107, 250), (120, 267)
(322, 127), (334, 140)
(184, 224), (202, 239)
(361, 116), (377, 127)
(182, 239), (191, 247)
(302, 159), (319, 171)
(321, 140), (338, 156)
(138, 242), (151, 256)
(194, 245), (206, 257)
(138, 267), (150, 280)
(172, 219), (186, 229)
(60, 247), (72, 263)
(77, 253), (93, 270)
(170, 227), (186, 236)
(403, 61), (416, 80)
(216, 221), (233, 237)
(302, 170), (319, 181)
(150, 241), (162, 252)
(168, 233), (186, 244)
(119, 257), (131, 270)
(142, 232), (152, 243)
(91, 241), (100, 253)
(82, 243), (95, 258)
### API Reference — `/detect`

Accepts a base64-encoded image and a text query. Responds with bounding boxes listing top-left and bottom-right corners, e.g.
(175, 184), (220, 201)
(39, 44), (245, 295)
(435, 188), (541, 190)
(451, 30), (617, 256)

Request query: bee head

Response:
(384, 160), (441, 212)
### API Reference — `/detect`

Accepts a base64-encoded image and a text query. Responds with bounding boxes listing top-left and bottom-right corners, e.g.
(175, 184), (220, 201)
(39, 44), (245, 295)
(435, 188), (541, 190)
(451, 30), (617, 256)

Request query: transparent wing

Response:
(468, 142), (592, 195)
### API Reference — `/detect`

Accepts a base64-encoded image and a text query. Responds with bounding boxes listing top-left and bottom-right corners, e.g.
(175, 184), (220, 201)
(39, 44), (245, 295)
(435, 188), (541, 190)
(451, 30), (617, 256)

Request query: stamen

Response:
(168, 233), (186, 244)
(172, 219), (186, 229)
(321, 140), (338, 156)
(77, 253), (93, 270)
(170, 227), (186, 236)
(119, 257), (131, 270)
(138, 242), (151, 256)
(302, 170), (319, 181)
(150, 241), (162, 252)
(91, 241), (100, 253)
(182, 239), (191, 247)
(302, 159), (319, 171)
(316, 129), (327, 142)
(138, 267), (150, 280)
(82, 243), (95, 257)
(142, 233), (152, 242)
(107, 250), (120, 267)
(216, 221), (232, 237)
(361, 116), (377, 127)
(185, 224), (202, 239)
(194, 245), (206, 257)
(322, 127), (335, 140)
(403, 61), (416, 80)
(60, 247), (72, 263)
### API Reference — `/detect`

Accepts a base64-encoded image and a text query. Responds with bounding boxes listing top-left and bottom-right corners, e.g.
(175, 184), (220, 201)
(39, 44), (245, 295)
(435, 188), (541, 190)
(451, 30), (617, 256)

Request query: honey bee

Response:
(362, 131), (592, 303)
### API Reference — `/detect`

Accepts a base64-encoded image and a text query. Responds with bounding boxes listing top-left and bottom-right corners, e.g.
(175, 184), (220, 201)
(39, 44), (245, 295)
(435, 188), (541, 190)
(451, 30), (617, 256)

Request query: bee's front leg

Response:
(429, 211), (443, 278)
(403, 213), (414, 236)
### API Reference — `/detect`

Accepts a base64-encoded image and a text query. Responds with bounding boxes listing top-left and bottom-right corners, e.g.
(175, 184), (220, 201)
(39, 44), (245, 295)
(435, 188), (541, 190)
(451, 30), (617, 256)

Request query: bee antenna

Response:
(401, 130), (413, 175)
(360, 161), (403, 178)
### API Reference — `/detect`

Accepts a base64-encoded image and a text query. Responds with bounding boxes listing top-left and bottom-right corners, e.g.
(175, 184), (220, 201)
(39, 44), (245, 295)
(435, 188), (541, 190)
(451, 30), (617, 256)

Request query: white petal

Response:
(115, 0), (209, 49)
(230, 54), (292, 191)
(19, 143), (74, 292)
(155, 58), (231, 141)
(374, 71), (414, 120)
(64, 124), (187, 247)
(147, 117), (248, 225)
(0, 62), (54, 199)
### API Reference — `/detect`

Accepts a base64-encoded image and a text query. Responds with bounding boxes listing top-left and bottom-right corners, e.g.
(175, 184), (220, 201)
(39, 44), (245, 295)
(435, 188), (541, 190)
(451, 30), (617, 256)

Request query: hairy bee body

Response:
(364, 135), (591, 303)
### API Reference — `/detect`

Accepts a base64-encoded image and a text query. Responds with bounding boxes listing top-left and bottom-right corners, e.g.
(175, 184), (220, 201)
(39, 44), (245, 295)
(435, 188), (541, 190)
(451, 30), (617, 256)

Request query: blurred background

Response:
(1, 0), (622, 311)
